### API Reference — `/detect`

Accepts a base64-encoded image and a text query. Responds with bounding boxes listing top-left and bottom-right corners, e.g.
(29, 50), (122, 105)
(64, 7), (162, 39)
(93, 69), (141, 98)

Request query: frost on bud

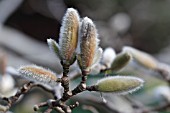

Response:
(18, 65), (58, 86)
(77, 17), (102, 72)
(59, 8), (80, 65)
(101, 47), (116, 68)
(95, 76), (144, 94)
(47, 38), (61, 59)
(111, 52), (132, 72)
(123, 46), (158, 70)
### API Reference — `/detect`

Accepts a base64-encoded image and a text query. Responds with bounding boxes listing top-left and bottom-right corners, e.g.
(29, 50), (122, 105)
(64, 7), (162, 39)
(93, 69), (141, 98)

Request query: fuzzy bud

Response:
(47, 38), (61, 59)
(95, 76), (144, 94)
(77, 17), (101, 72)
(18, 65), (58, 87)
(123, 46), (158, 70)
(111, 52), (132, 72)
(59, 8), (80, 65)
(101, 47), (116, 68)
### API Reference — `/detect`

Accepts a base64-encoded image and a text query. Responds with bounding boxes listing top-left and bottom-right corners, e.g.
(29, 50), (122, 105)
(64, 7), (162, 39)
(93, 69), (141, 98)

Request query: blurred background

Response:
(1, 0), (170, 69)
(0, 0), (170, 113)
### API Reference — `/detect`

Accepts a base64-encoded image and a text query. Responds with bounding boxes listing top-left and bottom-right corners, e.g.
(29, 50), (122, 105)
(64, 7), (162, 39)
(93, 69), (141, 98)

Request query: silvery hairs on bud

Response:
(59, 8), (80, 65)
(77, 17), (102, 72)
(95, 76), (144, 94)
(18, 65), (58, 87)
(47, 38), (61, 59)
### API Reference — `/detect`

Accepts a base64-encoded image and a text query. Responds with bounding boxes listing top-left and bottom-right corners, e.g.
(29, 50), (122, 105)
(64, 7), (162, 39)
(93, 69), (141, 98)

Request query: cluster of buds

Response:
(48, 8), (102, 76)
(13, 8), (144, 113)
(47, 8), (80, 68)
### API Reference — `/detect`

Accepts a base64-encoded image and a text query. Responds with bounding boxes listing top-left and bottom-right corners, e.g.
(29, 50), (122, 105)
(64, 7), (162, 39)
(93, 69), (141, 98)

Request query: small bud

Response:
(18, 65), (58, 86)
(123, 46), (158, 70)
(95, 76), (144, 94)
(47, 38), (61, 59)
(59, 8), (80, 65)
(101, 47), (116, 68)
(111, 52), (132, 72)
(77, 17), (102, 72)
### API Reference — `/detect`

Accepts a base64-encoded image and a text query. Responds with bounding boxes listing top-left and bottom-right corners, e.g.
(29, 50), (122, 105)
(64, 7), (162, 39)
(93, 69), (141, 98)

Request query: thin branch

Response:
(1, 82), (35, 111)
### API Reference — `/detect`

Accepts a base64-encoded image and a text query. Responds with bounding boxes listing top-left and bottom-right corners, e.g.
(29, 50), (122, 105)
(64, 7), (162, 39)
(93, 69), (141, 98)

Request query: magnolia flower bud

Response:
(101, 47), (116, 68)
(111, 52), (132, 72)
(77, 17), (102, 72)
(47, 38), (61, 59)
(95, 76), (144, 94)
(18, 65), (58, 87)
(59, 8), (80, 65)
(123, 46), (158, 70)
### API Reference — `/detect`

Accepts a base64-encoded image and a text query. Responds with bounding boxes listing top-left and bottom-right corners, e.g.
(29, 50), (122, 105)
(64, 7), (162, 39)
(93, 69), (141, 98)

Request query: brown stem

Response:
(33, 68), (92, 112)
(86, 86), (97, 92)
(2, 82), (35, 111)
(34, 102), (48, 111)
(61, 62), (70, 101)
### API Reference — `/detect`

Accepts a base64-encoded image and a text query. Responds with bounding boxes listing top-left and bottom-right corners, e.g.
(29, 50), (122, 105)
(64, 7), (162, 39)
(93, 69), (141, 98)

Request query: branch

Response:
(1, 82), (35, 112)
(0, 82), (58, 112)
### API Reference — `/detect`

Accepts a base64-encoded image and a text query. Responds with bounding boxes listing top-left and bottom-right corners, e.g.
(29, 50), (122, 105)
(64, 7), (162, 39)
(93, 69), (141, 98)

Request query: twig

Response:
(0, 82), (58, 112)
(2, 82), (35, 111)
